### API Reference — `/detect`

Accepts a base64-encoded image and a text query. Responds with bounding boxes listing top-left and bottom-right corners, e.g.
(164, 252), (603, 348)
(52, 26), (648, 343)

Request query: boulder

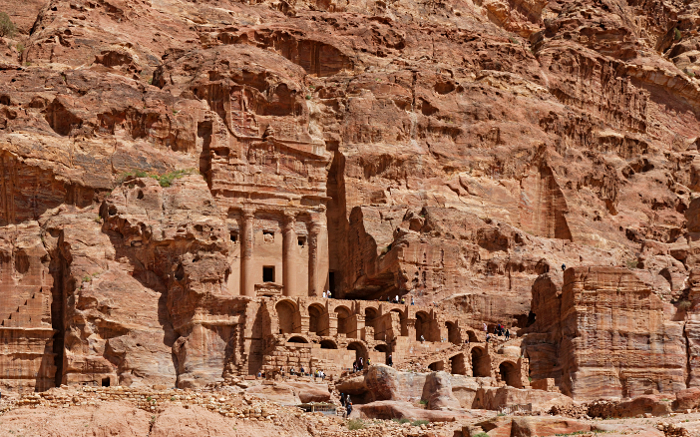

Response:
(245, 383), (301, 405)
(353, 400), (472, 422)
(474, 386), (574, 412)
(674, 387), (700, 410)
(284, 381), (331, 403)
(422, 371), (461, 410)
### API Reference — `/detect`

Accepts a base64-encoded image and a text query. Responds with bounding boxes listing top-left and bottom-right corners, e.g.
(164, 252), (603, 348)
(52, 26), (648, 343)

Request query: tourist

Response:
(340, 393), (346, 407)
(486, 333), (490, 343)
(394, 295), (399, 303)
(561, 263), (566, 272)
(483, 322), (487, 332)
(367, 358), (372, 367)
(346, 401), (353, 418)
(327, 290), (332, 298)
(323, 291), (327, 298)
(300, 366), (305, 376)
(280, 366), (285, 377)
(346, 394), (351, 405)
(411, 297), (415, 306)
(465, 337), (470, 345)
(505, 328), (510, 340)
(257, 371), (262, 378)
(387, 296), (391, 302)
(359, 357), (364, 370)
(401, 297), (405, 304)
(420, 334), (425, 342)
(352, 362), (357, 373)
(387, 354), (393, 367)
(290, 367), (296, 376)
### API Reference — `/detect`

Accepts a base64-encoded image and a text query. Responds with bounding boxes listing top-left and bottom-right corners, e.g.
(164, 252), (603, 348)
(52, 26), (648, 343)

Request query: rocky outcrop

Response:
(2, 0), (700, 402)
(524, 266), (687, 400)
(421, 371), (462, 410)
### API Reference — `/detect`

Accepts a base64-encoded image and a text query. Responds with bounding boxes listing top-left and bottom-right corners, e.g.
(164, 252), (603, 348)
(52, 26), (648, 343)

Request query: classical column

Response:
(240, 207), (255, 297)
(282, 214), (297, 296)
(307, 220), (321, 297)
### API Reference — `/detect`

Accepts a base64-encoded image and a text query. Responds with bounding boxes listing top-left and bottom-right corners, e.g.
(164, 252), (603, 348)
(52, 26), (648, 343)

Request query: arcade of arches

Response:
(231, 296), (527, 388)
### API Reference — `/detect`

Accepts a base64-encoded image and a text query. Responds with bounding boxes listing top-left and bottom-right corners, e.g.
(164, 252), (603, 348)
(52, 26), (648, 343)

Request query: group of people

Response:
(352, 356), (365, 373)
(339, 393), (353, 417)
(322, 290), (332, 298)
(484, 322), (510, 343)
(385, 295), (416, 305)
(275, 366), (327, 380)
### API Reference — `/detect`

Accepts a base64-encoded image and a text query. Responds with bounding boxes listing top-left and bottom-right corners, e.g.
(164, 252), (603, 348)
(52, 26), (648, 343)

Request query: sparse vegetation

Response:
(411, 420), (429, 426)
(0, 12), (16, 38)
(687, 70), (696, 78)
(472, 433), (490, 437)
(392, 418), (411, 424)
(419, 399), (428, 405)
(306, 94), (311, 100)
(674, 27), (682, 40)
(625, 259), (638, 269)
(347, 419), (365, 430)
(678, 300), (692, 310)
(94, 215), (102, 223)
(509, 36), (517, 44)
(119, 168), (198, 187)
(16, 42), (24, 54)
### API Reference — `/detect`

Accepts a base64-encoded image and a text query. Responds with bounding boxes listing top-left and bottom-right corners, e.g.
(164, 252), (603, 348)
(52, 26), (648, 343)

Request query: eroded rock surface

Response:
(1, 0), (700, 405)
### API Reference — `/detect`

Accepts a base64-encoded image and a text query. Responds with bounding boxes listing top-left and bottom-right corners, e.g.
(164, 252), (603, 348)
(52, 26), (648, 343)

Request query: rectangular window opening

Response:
(263, 266), (275, 283)
(298, 236), (306, 247)
(230, 232), (238, 243)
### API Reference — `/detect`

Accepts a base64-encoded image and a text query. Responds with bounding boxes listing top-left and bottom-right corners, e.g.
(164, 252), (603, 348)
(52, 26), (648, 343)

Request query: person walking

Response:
(411, 297), (415, 306)
(394, 295), (399, 303)
(505, 328), (510, 340)
(327, 290), (332, 298)
(367, 358), (372, 367)
(340, 393), (346, 407)
(387, 354), (393, 367)
(346, 401), (353, 418)
(486, 333), (491, 343)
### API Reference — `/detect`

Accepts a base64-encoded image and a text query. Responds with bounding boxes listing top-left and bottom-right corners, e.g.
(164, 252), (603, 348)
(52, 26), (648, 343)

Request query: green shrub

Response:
(411, 420), (429, 426)
(0, 12), (16, 38)
(674, 28), (682, 40)
(472, 433), (490, 437)
(16, 42), (24, 53)
(419, 399), (428, 405)
(119, 168), (197, 187)
(347, 419), (365, 430)
(392, 418), (411, 424)
(625, 259), (638, 269)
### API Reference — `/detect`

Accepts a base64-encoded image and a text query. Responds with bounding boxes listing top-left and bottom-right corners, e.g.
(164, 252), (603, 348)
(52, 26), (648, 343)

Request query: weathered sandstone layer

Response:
(1, 0), (700, 402)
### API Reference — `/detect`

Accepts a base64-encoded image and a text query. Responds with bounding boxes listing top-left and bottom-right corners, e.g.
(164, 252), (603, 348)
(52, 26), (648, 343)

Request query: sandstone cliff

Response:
(1, 0), (700, 399)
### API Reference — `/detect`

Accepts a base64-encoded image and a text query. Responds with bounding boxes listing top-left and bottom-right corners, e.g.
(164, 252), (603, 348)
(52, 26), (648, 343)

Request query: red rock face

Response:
(0, 0), (700, 397)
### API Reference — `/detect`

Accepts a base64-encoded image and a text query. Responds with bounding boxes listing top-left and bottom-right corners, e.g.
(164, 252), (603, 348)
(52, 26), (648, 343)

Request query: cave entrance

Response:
(499, 361), (522, 388)
(102, 377), (110, 387)
(428, 361), (444, 371)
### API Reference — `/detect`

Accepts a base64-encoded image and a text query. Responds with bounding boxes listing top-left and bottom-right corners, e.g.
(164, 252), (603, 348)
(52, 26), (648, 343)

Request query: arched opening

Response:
(374, 344), (390, 364)
(347, 341), (368, 366)
(499, 361), (522, 388)
(320, 339), (337, 349)
(471, 347), (491, 377)
(308, 304), (327, 334)
(288, 336), (308, 343)
(428, 361), (444, 371)
(450, 353), (467, 375)
(416, 311), (431, 341)
(276, 300), (299, 334)
(335, 306), (352, 335)
(467, 330), (478, 343)
(446, 321), (461, 345)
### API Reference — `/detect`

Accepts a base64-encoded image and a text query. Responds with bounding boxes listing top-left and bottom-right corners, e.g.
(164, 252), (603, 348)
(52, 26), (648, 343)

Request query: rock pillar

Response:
(308, 220), (321, 297)
(283, 214), (297, 297)
(240, 207), (255, 297)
